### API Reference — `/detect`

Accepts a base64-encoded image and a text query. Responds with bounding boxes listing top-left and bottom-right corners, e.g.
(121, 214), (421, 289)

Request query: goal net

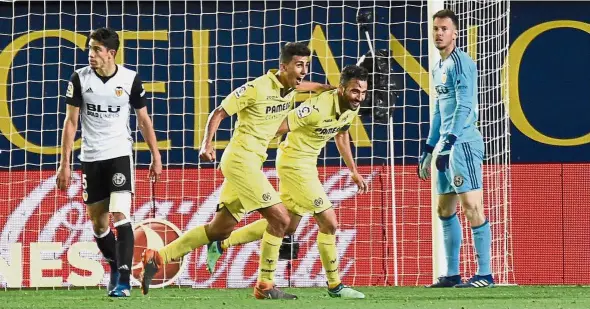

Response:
(0, 0), (511, 289)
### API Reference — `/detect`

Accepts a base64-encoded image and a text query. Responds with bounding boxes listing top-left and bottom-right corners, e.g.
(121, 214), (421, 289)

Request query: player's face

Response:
(339, 78), (368, 111)
(433, 17), (457, 50)
(280, 55), (310, 88)
(88, 39), (116, 69)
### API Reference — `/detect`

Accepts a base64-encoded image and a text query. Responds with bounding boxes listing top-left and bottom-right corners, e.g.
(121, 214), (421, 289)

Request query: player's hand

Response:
(56, 164), (71, 191)
(199, 143), (216, 162)
(417, 144), (434, 180)
(351, 171), (368, 194)
(149, 157), (162, 182)
(435, 134), (457, 172)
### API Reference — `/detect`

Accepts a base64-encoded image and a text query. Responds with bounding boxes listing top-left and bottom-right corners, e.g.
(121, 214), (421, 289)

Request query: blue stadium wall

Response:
(0, 1), (588, 168)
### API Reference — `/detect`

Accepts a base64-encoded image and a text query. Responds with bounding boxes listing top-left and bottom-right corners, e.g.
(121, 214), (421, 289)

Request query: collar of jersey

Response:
(93, 64), (119, 83)
(330, 89), (342, 117)
(440, 47), (460, 67)
(266, 69), (284, 88)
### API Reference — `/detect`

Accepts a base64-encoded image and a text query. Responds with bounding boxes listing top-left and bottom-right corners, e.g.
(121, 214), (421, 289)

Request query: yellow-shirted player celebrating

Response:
(140, 42), (331, 299)
(206, 65), (369, 299)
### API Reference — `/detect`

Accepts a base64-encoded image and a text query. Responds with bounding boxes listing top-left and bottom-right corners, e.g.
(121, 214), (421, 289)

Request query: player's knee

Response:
(437, 204), (455, 218)
(461, 199), (486, 226)
(88, 214), (109, 235)
(320, 221), (338, 235)
(206, 223), (234, 241)
(462, 202), (482, 219)
(91, 221), (109, 236)
(285, 225), (297, 236)
(111, 212), (127, 223)
(269, 211), (290, 233)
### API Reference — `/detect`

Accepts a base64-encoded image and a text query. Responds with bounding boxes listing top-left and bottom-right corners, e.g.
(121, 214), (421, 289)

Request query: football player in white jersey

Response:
(56, 27), (162, 297)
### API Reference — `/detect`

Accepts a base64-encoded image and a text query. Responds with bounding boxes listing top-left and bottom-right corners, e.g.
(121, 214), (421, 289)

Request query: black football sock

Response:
(94, 228), (117, 271)
(115, 221), (134, 286)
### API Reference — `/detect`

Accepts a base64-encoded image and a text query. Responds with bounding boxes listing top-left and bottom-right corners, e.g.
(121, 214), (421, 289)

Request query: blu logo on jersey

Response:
(87, 103), (121, 113)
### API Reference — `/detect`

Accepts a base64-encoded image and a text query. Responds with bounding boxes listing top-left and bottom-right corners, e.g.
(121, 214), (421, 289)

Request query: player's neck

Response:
(337, 93), (349, 114)
(95, 63), (117, 78)
(439, 44), (456, 61)
(277, 73), (294, 97)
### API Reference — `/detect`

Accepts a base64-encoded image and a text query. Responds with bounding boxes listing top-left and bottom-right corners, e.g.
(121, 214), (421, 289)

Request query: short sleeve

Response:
(65, 72), (82, 107)
(220, 83), (257, 116)
(130, 74), (147, 109)
(287, 103), (321, 131)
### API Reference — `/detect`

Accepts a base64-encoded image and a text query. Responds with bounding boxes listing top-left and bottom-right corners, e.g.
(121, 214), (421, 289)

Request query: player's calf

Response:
(93, 227), (118, 293)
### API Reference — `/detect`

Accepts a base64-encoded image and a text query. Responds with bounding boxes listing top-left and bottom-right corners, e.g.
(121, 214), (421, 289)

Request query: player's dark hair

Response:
(433, 9), (459, 29)
(339, 65), (368, 87)
(89, 27), (120, 52)
(280, 42), (311, 64)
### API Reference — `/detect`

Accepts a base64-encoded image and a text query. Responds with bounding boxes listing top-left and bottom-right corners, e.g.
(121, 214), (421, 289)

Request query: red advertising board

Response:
(0, 165), (588, 287)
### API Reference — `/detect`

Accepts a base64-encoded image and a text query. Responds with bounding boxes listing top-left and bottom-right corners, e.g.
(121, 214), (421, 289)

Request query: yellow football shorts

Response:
(218, 145), (281, 222)
(276, 151), (332, 216)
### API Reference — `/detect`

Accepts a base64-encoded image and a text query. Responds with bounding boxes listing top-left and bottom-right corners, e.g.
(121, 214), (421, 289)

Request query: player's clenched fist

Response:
(199, 143), (216, 162)
(56, 164), (71, 191)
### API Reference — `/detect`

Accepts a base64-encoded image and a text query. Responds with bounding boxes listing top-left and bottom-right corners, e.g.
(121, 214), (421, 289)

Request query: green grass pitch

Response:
(2, 286), (589, 309)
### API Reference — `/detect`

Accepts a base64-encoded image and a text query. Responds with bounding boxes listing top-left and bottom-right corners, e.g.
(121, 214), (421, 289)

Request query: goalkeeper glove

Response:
(435, 134), (457, 172)
(417, 144), (435, 180)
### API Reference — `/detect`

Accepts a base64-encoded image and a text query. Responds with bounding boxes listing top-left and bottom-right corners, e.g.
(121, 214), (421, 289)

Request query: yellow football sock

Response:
(257, 231), (283, 284)
(159, 225), (210, 264)
(221, 219), (268, 250)
(317, 232), (341, 288)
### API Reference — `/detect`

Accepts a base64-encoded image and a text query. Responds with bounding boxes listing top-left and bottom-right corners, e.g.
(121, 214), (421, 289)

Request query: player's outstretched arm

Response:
(199, 106), (229, 162)
(56, 104), (79, 191)
(335, 130), (368, 194)
(296, 81), (335, 93)
(136, 107), (162, 182)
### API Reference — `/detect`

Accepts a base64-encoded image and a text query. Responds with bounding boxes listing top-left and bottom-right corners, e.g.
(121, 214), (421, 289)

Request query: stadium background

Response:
(0, 1), (588, 288)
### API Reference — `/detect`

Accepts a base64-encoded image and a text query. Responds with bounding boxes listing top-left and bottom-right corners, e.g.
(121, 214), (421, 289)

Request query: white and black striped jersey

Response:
(65, 65), (146, 162)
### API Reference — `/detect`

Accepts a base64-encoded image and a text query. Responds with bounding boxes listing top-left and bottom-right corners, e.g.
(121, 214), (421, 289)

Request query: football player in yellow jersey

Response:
(206, 65), (369, 299)
(140, 42), (331, 299)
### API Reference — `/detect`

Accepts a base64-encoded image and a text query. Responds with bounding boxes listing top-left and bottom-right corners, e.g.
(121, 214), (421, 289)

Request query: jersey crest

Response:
(115, 86), (124, 97)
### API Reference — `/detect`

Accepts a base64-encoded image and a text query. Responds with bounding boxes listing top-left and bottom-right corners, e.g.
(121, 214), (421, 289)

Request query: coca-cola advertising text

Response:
(0, 166), (401, 288)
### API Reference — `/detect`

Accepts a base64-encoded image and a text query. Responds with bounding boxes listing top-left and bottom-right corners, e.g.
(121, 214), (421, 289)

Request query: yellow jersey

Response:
(220, 70), (296, 159)
(279, 89), (359, 162)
